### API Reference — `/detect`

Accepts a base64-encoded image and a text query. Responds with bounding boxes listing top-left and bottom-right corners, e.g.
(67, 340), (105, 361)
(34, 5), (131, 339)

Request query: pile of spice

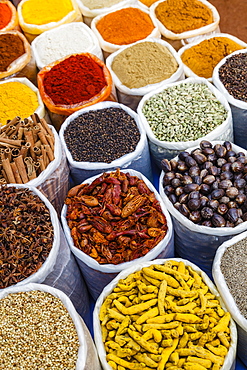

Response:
(39, 54), (107, 106)
(99, 260), (232, 370)
(65, 168), (168, 264)
(0, 80), (39, 124)
(0, 114), (55, 185)
(0, 1), (12, 30)
(0, 290), (79, 368)
(220, 239), (247, 319)
(155, 0), (213, 34)
(79, 0), (122, 10)
(142, 82), (228, 142)
(32, 23), (101, 68)
(20, 0), (74, 25)
(181, 36), (246, 79)
(162, 140), (247, 227)
(0, 186), (54, 288)
(111, 41), (179, 89)
(218, 52), (247, 102)
(0, 32), (26, 73)
(64, 107), (140, 163)
(95, 7), (155, 45)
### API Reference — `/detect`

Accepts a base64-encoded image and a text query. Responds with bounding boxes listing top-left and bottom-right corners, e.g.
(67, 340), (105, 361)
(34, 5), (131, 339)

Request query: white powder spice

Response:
(78, 0), (122, 10)
(32, 23), (100, 68)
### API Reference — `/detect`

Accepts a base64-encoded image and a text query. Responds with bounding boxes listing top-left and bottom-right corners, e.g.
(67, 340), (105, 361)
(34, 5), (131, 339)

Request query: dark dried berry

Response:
(178, 204), (190, 218)
(212, 213), (226, 227)
(226, 187), (239, 199)
(211, 189), (225, 199)
(187, 199), (201, 211)
(200, 140), (212, 149)
(161, 159), (171, 172)
(201, 207), (214, 219)
(189, 210), (201, 223)
(183, 183), (200, 193)
(227, 208), (239, 223)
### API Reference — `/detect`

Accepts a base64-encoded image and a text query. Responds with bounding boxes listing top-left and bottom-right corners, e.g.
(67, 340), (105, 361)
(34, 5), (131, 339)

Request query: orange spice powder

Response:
(96, 7), (155, 45)
(0, 3), (12, 29)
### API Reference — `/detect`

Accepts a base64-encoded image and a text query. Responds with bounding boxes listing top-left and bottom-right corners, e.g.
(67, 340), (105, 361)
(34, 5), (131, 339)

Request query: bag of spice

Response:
(75, 0), (134, 26)
(32, 22), (103, 70)
(178, 33), (247, 82)
(0, 30), (37, 85)
(61, 168), (174, 300)
(137, 77), (233, 167)
(59, 101), (152, 184)
(0, 0), (19, 32)
(17, 0), (82, 42)
(0, 184), (90, 320)
(0, 283), (101, 369)
(212, 232), (247, 367)
(159, 141), (247, 278)
(149, 0), (220, 42)
(0, 77), (46, 126)
(91, 5), (161, 57)
(0, 114), (69, 215)
(38, 53), (116, 131)
(106, 38), (184, 111)
(212, 49), (247, 151)
(94, 258), (237, 370)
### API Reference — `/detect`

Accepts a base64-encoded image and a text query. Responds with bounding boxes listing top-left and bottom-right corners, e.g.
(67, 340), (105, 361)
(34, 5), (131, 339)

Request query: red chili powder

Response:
(43, 54), (107, 105)
(0, 3), (12, 29)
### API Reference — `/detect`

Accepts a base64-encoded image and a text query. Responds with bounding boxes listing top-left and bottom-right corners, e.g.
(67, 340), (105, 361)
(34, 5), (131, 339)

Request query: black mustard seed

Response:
(64, 107), (141, 163)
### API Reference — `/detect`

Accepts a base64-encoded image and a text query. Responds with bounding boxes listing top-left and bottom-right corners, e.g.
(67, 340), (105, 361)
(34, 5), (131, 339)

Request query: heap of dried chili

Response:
(65, 169), (168, 264)
(0, 186), (54, 288)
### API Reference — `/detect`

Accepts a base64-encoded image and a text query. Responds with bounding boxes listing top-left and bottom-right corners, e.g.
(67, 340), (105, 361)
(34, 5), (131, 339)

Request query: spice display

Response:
(0, 290), (79, 368)
(181, 37), (245, 79)
(155, 0), (213, 34)
(142, 82), (228, 142)
(139, 0), (158, 7)
(0, 186), (54, 288)
(220, 239), (247, 319)
(33, 23), (100, 68)
(96, 7), (155, 45)
(80, 0), (122, 10)
(111, 41), (178, 89)
(0, 2), (12, 30)
(41, 54), (107, 106)
(0, 114), (55, 184)
(64, 107), (140, 163)
(65, 169), (168, 264)
(0, 32), (25, 72)
(162, 140), (247, 228)
(20, 0), (74, 25)
(99, 260), (232, 370)
(0, 81), (39, 124)
(218, 52), (247, 103)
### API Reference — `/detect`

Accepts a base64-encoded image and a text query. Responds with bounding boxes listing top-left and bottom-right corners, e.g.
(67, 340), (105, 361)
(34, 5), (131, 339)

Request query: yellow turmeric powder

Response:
(96, 7), (155, 45)
(21, 0), (73, 25)
(0, 81), (39, 124)
(181, 36), (246, 78)
(155, 0), (213, 34)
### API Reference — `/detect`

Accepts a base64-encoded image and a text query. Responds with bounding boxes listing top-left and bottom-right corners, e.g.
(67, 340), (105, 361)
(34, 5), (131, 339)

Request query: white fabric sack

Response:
(178, 33), (247, 82)
(212, 232), (247, 367)
(149, 0), (220, 41)
(137, 76), (233, 167)
(159, 141), (247, 278)
(213, 49), (247, 150)
(106, 37), (184, 111)
(0, 77), (45, 119)
(93, 257), (237, 370)
(0, 283), (101, 370)
(75, 0), (134, 25)
(59, 101), (153, 184)
(90, 4), (161, 54)
(2, 184), (90, 321)
(32, 22), (103, 70)
(61, 169), (174, 300)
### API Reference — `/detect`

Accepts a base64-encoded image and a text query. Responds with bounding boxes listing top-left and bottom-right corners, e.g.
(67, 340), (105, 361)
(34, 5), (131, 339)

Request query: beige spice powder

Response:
(111, 41), (178, 89)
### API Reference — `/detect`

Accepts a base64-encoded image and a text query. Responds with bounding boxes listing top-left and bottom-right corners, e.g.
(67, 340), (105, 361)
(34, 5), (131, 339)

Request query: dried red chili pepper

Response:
(65, 169), (168, 264)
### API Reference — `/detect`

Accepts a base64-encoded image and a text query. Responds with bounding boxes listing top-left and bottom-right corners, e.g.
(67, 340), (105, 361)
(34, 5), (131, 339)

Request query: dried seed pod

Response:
(224, 141), (232, 151)
(200, 140), (212, 149)
(207, 153), (218, 163)
(225, 221), (234, 227)
(179, 193), (188, 204)
(211, 180), (219, 190)
(228, 156), (237, 164)
(174, 202), (181, 210)
(171, 178), (181, 188)
(202, 147), (215, 156)
(175, 173), (183, 180)
(203, 175), (215, 185)
(217, 203), (228, 215)
(178, 204), (190, 218)
(225, 150), (236, 159)
(212, 213), (226, 227)
(227, 208), (239, 223)
(185, 156), (197, 167)
(170, 159), (178, 170)
(179, 151), (190, 161)
(202, 220), (213, 227)
(209, 166), (219, 176)
(192, 153), (207, 165)
(200, 169), (208, 178)
(238, 156), (247, 164)
(226, 187), (239, 199)
(227, 201), (237, 209)
(211, 189), (225, 199)
(222, 162), (232, 172)
(207, 199), (219, 210)
(189, 210), (201, 223)
(187, 198), (201, 211)
(201, 207), (214, 219)
(163, 172), (176, 185)
(164, 185), (174, 195)
(181, 175), (193, 185)
(220, 196), (230, 204)
(200, 183), (211, 195)
(219, 179), (233, 189)
(214, 144), (227, 158)
(234, 178), (246, 189)
(217, 158), (227, 167)
(200, 195), (209, 208)
(183, 183), (200, 193)
(168, 194), (177, 204)
(175, 186), (184, 197)
(189, 166), (201, 177)
(193, 176), (202, 185)
(177, 160), (188, 172)
(231, 161), (244, 173)
(188, 191), (200, 200)
(161, 158), (171, 172)
(235, 193), (246, 205)
(202, 161), (213, 170)
(220, 171), (233, 180)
